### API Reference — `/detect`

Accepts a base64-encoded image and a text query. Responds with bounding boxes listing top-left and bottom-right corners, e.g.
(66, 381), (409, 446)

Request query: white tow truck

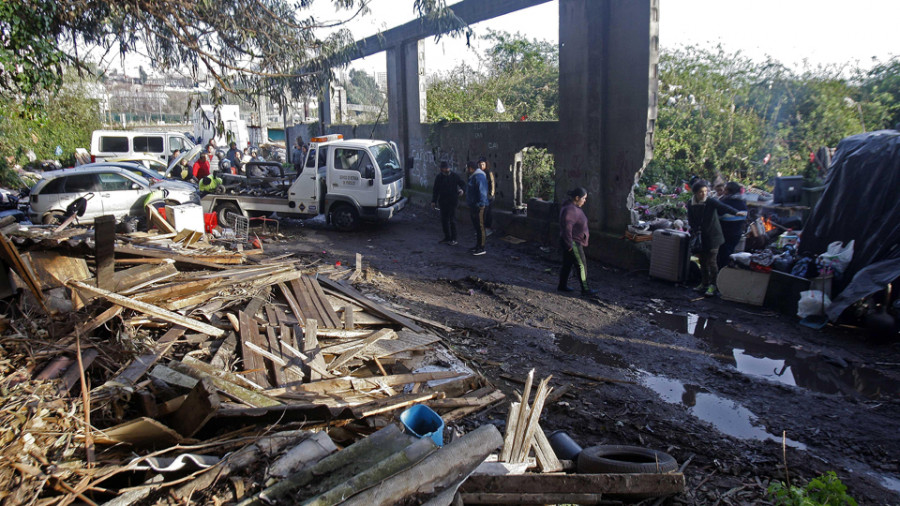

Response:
(201, 134), (407, 231)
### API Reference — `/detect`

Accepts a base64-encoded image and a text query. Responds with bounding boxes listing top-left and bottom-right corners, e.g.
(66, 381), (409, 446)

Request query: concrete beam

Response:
(351, 0), (553, 59)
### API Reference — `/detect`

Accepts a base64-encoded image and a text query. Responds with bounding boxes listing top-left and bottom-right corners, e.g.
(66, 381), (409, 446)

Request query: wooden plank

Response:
(318, 277), (425, 332)
(210, 332), (237, 370)
(533, 423), (563, 472)
(303, 276), (342, 328)
(353, 392), (443, 418)
(132, 279), (218, 304)
(146, 204), (176, 234)
(244, 286), (271, 319)
(327, 328), (394, 372)
(441, 390), (506, 423)
(289, 278), (318, 323)
(459, 473), (686, 501)
(265, 325), (286, 386)
(26, 251), (91, 290)
(500, 402), (520, 463)
(302, 319), (324, 382)
(514, 376), (552, 464)
(239, 310), (271, 388)
(163, 378), (220, 438)
(94, 215), (117, 290)
(68, 280), (225, 336)
(115, 244), (228, 270)
(174, 357), (281, 407)
(107, 326), (186, 388)
(57, 348), (99, 395)
(267, 371), (465, 396)
(277, 282), (305, 321)
(111, 261), (178, 294)
(0, 232), (46, 310)
(508, 370), (534, 463)
(342, 304), (355, 330)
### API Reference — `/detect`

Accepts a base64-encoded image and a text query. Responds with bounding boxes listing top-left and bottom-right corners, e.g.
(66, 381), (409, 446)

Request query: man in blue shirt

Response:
(466, 160), (489, 256)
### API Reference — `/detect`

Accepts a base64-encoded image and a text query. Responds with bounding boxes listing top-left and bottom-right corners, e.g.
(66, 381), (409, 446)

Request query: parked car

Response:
(80, 161), (197, 191)
(105, 154), (169, 175)
(28, 165), (201, 225)
(90, 130), (195, 164)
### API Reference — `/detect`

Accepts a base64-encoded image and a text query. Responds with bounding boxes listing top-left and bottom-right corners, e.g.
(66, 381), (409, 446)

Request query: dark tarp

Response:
(798, 129), (900, 320)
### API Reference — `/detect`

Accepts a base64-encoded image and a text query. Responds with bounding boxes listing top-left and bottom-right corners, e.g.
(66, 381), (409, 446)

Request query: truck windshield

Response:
(369, 144), (403, 183)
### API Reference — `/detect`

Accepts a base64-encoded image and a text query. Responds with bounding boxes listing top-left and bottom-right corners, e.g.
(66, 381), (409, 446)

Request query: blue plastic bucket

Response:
(400, 404), (444, 447)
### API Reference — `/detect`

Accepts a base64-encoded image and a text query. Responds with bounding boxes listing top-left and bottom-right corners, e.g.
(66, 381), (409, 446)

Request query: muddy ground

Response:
(266, 205), (900, 505)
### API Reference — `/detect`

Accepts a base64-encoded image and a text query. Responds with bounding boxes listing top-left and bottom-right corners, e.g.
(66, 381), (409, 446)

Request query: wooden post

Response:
(343, 305), (355, 330)
(94, 215), (116, 291)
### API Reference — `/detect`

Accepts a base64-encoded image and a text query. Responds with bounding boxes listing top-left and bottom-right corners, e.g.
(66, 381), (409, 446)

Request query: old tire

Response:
(577, 445), (678, 474)
(42, 211), (65, 225)
(216, 202), (242, 228)
(329, 203), (359, 232)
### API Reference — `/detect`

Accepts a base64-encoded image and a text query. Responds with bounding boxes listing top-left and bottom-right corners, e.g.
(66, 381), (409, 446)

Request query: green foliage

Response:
(647, 46), (894, 190)
(426, 30), (558, 123)
(0, 0), (464, 115)
(520, 147), (555, 200)
(0, 74), (102, 185)
(767, 472), (857, 506)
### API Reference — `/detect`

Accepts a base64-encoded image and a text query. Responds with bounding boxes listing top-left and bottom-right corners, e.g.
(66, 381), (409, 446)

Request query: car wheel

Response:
(329, 203), (359, 232)
(42, 211), (65, 225)
(577, 445), (678, 474)
(216, 202), (242, 228)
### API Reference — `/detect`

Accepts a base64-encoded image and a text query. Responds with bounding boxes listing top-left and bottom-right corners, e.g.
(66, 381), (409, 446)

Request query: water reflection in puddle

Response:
(555, 333), (630, 369)
(641, 371), (806, 449)
(652, 312), (899, 400)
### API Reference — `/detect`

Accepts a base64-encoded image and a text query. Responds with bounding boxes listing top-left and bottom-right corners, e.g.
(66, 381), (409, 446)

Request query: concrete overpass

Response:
(292, 0), (659, 268)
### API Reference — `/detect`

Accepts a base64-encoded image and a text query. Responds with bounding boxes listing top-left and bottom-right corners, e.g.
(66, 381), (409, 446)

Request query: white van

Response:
(90, 130), (195, 164)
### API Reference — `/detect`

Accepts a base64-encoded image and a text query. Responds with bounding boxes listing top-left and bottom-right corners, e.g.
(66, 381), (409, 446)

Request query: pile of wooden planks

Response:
(0, 225), (507, 504)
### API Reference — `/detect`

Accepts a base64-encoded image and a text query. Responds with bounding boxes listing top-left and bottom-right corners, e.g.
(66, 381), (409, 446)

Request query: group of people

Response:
(430, 159), (599, 297)
(687, 178), (748, 296)
(169, 141), (267, 183)
(430, 157), (495, 256)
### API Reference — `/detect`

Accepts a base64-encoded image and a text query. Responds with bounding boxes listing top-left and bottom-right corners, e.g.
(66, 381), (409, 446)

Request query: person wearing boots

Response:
(558, 187), (598, 297)
(431, 161), (465, 245)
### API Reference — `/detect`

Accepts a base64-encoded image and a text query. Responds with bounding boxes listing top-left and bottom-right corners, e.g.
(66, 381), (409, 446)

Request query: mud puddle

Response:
(652, 312), (899, 400)
(554, 334), (806, 448)
(640, 371), (806, 449)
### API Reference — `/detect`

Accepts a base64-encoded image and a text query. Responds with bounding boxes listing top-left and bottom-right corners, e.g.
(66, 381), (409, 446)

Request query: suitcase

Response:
(649, 229), (690, 282)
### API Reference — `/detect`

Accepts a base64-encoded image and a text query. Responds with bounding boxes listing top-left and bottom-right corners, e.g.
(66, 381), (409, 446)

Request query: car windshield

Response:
(368, 143), (402, 183)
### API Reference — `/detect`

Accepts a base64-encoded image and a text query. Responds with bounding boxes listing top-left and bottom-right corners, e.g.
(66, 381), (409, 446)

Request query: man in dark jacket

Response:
(431, 161), (465, 245)
(717, 181), (748, 269)
(688, 180), (746, 296)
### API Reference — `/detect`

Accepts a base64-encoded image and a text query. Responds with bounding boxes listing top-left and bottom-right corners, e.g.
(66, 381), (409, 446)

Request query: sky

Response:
(339, 0), (899, 77)
(105, 0), (899, 78)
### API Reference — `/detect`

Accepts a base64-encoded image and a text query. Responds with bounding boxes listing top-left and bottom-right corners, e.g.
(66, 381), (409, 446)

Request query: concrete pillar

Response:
(387, 39), (427, 184)
(556, 0), (658, 233)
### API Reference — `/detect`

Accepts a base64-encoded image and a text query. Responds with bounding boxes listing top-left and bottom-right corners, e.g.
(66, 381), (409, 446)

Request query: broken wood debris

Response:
(0, 229), (511, 504)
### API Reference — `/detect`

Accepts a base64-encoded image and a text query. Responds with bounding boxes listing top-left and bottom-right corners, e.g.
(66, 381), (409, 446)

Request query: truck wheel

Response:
(216, 202), (242, 228)
(330, 203), (359, 232)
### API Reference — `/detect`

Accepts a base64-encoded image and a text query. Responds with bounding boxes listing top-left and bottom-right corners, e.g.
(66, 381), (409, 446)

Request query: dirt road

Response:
(268, 206), (900, 504)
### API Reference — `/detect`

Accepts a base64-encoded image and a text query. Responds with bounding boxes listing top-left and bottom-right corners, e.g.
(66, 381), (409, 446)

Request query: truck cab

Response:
(201, 134), (407, 231)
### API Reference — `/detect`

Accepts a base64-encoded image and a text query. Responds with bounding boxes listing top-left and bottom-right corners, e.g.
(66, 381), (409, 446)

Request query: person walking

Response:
(431, 161), (465, 245)
(466, 160), (489, 256)
(479, 157), (496, 235)
(688, 180), (746, 296)
(558, 187), (598, 297)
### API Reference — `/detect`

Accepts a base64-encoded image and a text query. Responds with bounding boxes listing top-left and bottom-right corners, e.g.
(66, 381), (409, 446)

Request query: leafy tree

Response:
(858, 57), (900, 129)
(0, 0), (465, 114)
(0, 73), (102, 184)
(426, 30), (558, 122)
(344, 69), (382, 106)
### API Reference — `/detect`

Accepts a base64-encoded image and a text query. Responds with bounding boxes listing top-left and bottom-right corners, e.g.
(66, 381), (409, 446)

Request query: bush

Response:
(767, 472), (857, 506)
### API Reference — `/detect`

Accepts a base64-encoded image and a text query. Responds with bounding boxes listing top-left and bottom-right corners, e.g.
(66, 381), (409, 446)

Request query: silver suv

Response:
(28, 165), (200, 225)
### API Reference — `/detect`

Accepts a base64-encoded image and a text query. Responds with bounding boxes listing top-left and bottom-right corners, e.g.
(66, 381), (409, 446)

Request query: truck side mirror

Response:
(365, 165), (375, 180)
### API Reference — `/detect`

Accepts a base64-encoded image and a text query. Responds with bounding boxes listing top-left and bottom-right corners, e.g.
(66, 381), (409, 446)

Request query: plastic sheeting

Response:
(799, 129), (900, 320)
